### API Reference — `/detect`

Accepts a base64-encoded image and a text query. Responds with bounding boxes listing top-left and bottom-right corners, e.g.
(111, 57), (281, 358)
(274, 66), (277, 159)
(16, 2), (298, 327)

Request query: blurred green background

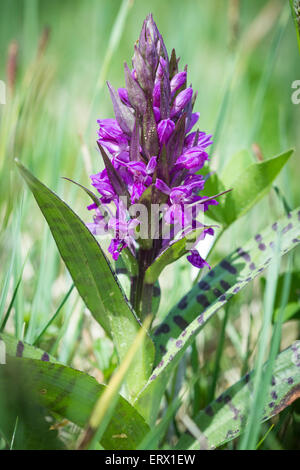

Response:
(0, 0), (299, 384)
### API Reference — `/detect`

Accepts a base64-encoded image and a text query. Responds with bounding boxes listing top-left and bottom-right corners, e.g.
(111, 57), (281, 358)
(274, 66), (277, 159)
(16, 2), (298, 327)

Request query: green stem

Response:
(131, 248), (154, 320)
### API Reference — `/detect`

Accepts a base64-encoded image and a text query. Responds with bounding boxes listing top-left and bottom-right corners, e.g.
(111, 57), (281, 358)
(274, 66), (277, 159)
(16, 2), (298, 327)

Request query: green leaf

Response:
(144, 227), (208, 284)
(175, 341), (300, 450)
(221, 149), (254, 186)
(0, 373), (65, 450)
(0, 356), (150, 450)
(16, 160), (154, 400)
(134, 207), (300, 423)
(205, 149), (293, 227)
(260, 271), (300, 323)
(0, 332), (59, 363)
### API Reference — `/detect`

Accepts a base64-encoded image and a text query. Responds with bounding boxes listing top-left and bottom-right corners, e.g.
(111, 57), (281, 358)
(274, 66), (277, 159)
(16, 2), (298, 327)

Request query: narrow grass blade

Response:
(33, 283), (75, 345)
(238, 233), (281, 449)
(78, 315), (152, 450)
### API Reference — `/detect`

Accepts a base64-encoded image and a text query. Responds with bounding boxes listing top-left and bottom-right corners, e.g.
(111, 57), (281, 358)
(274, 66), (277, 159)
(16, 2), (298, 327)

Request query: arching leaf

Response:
(176, 341), (300, 449)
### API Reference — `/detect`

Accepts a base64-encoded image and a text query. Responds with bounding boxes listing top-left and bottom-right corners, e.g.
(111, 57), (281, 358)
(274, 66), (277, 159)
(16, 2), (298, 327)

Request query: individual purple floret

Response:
(87, 14), (218, 270)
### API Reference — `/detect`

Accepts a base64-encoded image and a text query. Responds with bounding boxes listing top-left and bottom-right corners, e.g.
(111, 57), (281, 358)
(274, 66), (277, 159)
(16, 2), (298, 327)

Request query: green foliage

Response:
(16, 160), (154, 401)
(0, 0), (299, 451)
(176, 341), (300, 450)
(135, 207), (300, 423)
(205, 149), (293, 227)
(0, 356), (149, 450)
(261, 271), (300, 323)
(144, 227), (208, 284)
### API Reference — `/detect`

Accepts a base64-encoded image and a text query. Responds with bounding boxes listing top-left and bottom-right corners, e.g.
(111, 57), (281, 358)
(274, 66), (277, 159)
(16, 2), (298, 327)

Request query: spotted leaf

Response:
(134, 208), (300, 423)
(0, 332), (58, 363)
(176, 341), (300, 449)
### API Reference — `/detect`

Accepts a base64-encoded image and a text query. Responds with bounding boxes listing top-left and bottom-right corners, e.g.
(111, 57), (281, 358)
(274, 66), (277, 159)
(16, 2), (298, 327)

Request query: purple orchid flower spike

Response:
(85, 14), (225, 317)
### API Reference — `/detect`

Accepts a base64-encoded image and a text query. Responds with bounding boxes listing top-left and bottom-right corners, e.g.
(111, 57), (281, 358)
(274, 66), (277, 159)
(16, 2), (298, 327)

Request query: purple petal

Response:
(153, 106), (161, 122)
(152, 81), (161, 108)
(146, 156), (157, 174)
(170, 71), (187, 94)
(170, 87), (193, 117)
(176, 146), (209, 171)
(157, 119), (175, 145)
(155, 178), (171, 195)
(187, 250), (211, 269)
(118, 88), (131, 106)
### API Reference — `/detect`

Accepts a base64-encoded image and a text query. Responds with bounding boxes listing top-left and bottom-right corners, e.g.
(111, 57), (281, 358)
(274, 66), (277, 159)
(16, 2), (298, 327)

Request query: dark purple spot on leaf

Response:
(255, 234), (262, 242)
(178, 296), (188, 310)
(213, 288), (222, 298)
(198, 280), (210, 291)
(220, 260), (237, 275)
(271, 391), (278, 400)
(205, 405), (214, 417)
(174, 315), (188, 330)
(272, 223), (278, 231)
(197, 313), (204, 324)
(176, 340), (183, 348)
(282, 223), (293, 234)
(259, 243), (266, 251)
(237, 248), (251, 262)
(249, 263), (256, 270)
(208, 270), (215, 278)
(41, 352), (49, 362)
(153, 285), (161, 297)
(271, 376), (276, 386)
(197, 294), (209, 308)
(16, 341), (24, 358)
(154, 323), (170, 336)
(220, 280), (230, 290)
(287, 377), (294, 385)
(269, 402), (275, 408)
